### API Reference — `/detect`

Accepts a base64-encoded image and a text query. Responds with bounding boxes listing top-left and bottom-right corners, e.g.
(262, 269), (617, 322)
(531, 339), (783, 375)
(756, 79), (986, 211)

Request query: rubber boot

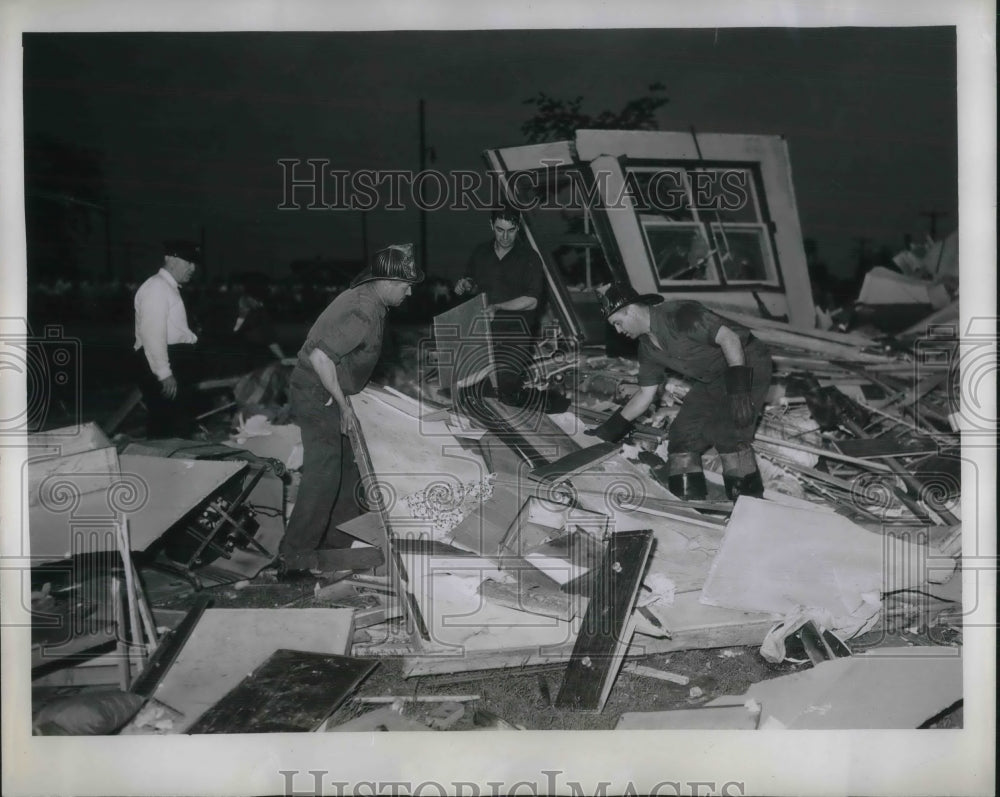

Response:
(664, 451), (707, 501)
(720, 443), (765, 500)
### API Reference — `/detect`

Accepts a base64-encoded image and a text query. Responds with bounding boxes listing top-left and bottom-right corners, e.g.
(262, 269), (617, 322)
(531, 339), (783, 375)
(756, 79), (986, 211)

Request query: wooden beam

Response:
(129, 594), (213, 699)
(528, 441), (620, 484)
(555, 529), (654, 712)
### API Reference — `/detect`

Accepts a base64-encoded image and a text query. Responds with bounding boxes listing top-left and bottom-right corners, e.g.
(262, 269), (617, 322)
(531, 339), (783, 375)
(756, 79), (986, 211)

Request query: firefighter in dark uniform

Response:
(585, 282), (772, 500)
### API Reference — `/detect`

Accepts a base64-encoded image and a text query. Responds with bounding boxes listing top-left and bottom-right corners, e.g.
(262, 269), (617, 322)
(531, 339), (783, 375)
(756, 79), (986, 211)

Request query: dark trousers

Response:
(668, 340), (773, 455)
(490, 316), (535, 397)
(279, 371), (355, 560)
(133, 344), (198, 439)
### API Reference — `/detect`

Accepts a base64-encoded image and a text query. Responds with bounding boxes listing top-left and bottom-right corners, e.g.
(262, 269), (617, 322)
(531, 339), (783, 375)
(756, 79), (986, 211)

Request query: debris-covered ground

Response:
(28, 305), (969, 735)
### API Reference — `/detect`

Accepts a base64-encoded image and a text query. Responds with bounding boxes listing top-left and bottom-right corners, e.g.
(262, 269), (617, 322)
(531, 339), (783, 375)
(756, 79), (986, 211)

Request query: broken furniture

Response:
(118, 439), (286, 588)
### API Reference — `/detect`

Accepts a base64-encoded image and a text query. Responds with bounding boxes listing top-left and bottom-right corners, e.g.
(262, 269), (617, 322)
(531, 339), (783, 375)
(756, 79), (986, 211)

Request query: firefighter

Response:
(586, 282), (771, 500)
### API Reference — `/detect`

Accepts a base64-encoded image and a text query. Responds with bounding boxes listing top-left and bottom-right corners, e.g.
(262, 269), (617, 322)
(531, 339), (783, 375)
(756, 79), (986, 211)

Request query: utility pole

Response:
(360, 210), (369, 264)
(919, 210), (947, 240)
(418, 99), (428, 270)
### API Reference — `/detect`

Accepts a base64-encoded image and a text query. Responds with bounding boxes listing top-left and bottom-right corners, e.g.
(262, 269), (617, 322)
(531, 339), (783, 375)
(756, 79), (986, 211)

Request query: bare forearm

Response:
(621, 385), (658, 421)
(309, 348), (347, 410)
(492, 295), (538, 312)
(714, 326), (745, 366)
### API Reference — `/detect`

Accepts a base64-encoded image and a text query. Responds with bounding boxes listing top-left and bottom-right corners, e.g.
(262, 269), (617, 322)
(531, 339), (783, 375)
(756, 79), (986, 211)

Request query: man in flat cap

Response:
(586, 282), (772, 501)
(132, 240), (201, 437)
(279, 243), (422, 577)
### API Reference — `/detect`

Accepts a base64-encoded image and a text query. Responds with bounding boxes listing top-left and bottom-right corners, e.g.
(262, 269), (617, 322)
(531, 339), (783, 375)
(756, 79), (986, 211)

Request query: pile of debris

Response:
(26, 287), (967, 735)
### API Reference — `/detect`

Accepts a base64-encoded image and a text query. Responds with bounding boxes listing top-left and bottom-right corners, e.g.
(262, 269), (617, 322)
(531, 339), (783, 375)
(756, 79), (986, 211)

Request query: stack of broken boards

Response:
(349, 383), (956, 682)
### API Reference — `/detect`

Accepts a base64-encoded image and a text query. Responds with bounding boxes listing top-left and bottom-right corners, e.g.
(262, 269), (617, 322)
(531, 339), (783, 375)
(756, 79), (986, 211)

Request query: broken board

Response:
(187, 649), (376, 733)
(700, 496), (949, 635)
(136, 607), (355, 733)
(833, 435), (940, 459)
(733, 646), (962, 729)
(555, 529), (654, 712)
(528, 441), (621, 484)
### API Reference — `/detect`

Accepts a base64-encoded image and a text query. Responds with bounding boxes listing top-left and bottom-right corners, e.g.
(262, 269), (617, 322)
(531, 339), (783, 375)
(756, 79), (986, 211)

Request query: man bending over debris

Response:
(278, 244), (423, 578)
(586, 282), (772, 501)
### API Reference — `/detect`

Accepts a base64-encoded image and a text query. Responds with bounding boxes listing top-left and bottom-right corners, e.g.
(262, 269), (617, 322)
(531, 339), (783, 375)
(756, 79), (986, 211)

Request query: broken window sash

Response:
(626, 164), (780, 289)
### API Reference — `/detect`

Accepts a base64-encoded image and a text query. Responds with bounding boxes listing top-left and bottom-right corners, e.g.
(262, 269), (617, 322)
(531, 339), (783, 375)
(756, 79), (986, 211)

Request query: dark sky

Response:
(22, 27), (957, 282)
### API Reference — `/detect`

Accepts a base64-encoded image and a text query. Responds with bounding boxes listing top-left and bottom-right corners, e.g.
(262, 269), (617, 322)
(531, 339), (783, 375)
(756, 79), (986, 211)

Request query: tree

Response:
(520, 83), (669, 144)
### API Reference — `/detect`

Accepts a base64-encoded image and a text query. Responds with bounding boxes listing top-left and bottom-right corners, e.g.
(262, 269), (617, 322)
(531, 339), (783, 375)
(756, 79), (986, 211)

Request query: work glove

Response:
(584, 407), (634, 443)
(724, 365), (756, 427)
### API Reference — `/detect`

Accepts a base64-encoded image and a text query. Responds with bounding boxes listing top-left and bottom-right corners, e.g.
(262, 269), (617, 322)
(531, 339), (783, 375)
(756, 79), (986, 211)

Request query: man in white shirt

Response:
(133, 240), (200, 437)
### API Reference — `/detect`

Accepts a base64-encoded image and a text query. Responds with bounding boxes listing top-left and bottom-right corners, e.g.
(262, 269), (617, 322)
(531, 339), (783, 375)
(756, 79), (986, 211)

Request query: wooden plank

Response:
(478, 570), (580, 621)
(129, 594), (213, 699)
(283, 546), (384, 573)
(528, 441), (620, 484)
(555, 529), (654, 712)
(755, 433), (893, 472)
(833, 435), (940, 459)
(142, 607), (356, 732)
(186, 649), (377, 733)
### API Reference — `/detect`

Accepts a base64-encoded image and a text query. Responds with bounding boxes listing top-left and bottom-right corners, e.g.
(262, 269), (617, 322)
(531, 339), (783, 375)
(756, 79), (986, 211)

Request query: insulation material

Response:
(700, 497), (952, 637)
(403, 476), (496, 540)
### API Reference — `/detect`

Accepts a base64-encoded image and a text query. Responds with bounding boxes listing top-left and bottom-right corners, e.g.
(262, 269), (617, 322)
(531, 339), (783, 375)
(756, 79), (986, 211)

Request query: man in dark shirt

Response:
(454, 204), (545, 405)
(279, 244), (423, 576)
(585, 282), (772, 501)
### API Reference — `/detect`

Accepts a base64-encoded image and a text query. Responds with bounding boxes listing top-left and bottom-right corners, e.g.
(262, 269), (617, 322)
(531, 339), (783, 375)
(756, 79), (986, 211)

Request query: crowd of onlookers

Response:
(26, 273), (456, 328)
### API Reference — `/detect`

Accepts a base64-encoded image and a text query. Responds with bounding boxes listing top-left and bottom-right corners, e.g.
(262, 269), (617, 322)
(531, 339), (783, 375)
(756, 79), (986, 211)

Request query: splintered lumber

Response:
(832, 435), (941, 459)
(622, 662), (690, 685)
(555, 529), (654, 712)
(755, 433), (893, 472)
(186, 649), (377, 733)
(478, 573), (578, 621)
(839, 417), (958, 525)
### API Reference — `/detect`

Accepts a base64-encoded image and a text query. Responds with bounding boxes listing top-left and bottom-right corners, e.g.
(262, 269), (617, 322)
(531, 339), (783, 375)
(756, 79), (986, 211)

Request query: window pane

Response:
(642, 223), (718, 284)
(689, 168), (760, 223)
(714, 226), (775, 282)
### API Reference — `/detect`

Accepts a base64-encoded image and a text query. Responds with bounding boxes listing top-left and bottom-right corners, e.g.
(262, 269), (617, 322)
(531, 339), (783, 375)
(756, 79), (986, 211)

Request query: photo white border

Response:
(1, 2), (994, 795)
